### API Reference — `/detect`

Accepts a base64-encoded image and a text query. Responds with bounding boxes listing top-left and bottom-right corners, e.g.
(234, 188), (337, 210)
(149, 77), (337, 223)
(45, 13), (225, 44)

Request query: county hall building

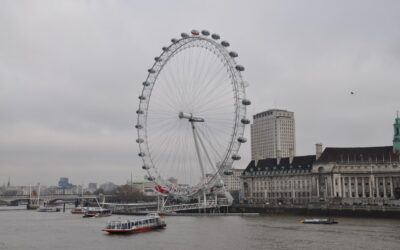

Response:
(242, 115), (400, 206)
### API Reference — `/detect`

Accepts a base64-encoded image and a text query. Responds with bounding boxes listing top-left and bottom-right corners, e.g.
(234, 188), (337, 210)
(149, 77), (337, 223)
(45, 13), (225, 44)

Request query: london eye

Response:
(136, 29), (250, 199)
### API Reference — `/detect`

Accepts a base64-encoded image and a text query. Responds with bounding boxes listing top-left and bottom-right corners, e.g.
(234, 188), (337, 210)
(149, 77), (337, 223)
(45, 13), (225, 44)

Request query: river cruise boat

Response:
(302, 218), (338, 224)
(102, 213), (166, 234)
(71, 206), (88, 214)
(83, 207), (112, 218)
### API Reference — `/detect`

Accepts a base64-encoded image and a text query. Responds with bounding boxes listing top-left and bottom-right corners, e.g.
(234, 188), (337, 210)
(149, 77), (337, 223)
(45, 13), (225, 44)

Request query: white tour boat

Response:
(83, 207), (112, 218)
(102, 213), (166, 234)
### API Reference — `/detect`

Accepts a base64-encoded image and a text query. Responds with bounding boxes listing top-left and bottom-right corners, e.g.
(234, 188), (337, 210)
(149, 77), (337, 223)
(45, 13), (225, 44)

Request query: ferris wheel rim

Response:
(136, 30), (249, 197)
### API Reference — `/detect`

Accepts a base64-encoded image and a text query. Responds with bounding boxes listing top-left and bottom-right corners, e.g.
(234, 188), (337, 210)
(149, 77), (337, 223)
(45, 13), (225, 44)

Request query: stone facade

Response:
(241, 146), (400, 206)
(242, 155), (315, 204)
(313, 146), (400, 205)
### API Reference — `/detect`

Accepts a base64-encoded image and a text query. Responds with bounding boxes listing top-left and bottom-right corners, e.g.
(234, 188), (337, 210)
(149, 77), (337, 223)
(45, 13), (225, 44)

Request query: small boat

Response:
(37, 206), (60, 212)
(102, 213), (166, 234)
(71, 206), (88, 214)
(83, 207), (112, 218)
(302, 218), (338, 224)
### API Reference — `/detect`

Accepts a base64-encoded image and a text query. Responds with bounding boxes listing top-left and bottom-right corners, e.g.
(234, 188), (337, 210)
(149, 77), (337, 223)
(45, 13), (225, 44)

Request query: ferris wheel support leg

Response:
(157, 195), (160, 212)
(198, 195), (201, 213)
(204, 190), (207, 213)
(191, 121), (208, 214)
(195, 128), (224, 187)
(190, 122), (206, 181)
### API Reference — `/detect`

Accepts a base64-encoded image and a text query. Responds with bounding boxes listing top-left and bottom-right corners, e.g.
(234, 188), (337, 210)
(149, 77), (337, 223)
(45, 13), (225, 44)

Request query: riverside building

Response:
(242, 115), (400, 206)
(221, 168), (243, 192)
(242, 151), (316, 205)
(312, 146), (400, 204)
(251, 109), (295, 160)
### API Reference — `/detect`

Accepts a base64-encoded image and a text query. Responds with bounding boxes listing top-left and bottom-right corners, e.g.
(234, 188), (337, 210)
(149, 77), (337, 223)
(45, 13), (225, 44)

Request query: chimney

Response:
(289, 148), (294, 164)
(316, 143), (323, 160)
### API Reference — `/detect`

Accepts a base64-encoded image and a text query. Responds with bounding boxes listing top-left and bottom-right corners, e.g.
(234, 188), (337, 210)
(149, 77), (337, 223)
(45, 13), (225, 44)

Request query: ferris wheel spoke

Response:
(163, 63), (183, 104)
(199, 57), (228, 92)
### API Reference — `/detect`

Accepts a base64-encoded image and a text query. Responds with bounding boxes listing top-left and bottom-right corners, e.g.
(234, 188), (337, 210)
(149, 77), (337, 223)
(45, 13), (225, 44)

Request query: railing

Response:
(160, 199), (230, 213)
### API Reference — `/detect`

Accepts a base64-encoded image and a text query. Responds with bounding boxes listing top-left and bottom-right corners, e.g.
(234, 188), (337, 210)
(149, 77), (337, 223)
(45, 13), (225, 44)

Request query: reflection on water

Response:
(0, 209), (400, 250)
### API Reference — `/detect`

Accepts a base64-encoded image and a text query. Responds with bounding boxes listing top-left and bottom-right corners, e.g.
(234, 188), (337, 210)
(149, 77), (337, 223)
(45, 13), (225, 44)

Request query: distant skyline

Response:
(1, 0), (400, 185)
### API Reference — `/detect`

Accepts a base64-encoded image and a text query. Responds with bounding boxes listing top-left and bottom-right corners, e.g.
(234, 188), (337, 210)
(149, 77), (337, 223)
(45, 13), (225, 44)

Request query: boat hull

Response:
(302, 218), (338, 224)
(103, 224), (166, 234)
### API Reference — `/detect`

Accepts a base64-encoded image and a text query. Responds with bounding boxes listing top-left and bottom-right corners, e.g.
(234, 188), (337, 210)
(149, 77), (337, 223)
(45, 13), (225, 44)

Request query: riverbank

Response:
(233, 204), (400, 218)
(164, 212), (259, 216)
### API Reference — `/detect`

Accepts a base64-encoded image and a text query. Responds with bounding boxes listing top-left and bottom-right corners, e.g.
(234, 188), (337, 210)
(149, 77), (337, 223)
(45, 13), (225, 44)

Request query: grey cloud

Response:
(1, 0), (400, 185)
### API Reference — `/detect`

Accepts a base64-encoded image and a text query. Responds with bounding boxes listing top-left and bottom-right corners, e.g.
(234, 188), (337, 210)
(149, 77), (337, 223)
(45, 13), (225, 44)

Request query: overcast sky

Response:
(1, 0), (399, 186)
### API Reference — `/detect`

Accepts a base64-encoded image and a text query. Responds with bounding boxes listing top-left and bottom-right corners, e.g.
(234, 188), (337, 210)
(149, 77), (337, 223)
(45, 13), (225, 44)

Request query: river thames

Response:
(0, 209), (400, 250)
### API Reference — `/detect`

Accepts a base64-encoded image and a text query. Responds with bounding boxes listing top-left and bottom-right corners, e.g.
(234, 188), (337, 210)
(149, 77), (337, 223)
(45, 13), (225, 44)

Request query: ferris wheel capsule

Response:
(238, 137), (247, 143)
(154, 57), (161, 62)
(171, 38), (178, 43)
(221, 41), (230, 47)
(242, 99), (251, 105)
(211, 33), (220, 40)
(136, 109), (144, 114)
(201, 30), (210, 36)
(223, 170), (233, 175)
(181, 32), (189, 38)
(235, 65), (245, 71)
(148, 68), (156, 74)
(162, 46), (168, 51)
(142, 165), (150, 170)
(135, 124), (143, 129)
(241, 118), (250, 124)
(232, 154), (241, 160)
(138, 95), (146, 100)
(191, 30), (200, 36)
(229, 51), (238, 58)
(138, 152), (145, 157)
(136, 138), (144, 143)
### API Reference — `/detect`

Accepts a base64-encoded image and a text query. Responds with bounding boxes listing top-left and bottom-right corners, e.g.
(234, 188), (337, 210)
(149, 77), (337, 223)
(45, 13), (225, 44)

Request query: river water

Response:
(0, 209), (400, 250)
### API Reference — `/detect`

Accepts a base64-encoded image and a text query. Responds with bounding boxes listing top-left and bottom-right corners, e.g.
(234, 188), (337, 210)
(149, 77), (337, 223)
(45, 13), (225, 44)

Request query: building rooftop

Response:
(316, 146), (400, 164)
(253, 109), (293, 119)
(243, 155), (316, 175)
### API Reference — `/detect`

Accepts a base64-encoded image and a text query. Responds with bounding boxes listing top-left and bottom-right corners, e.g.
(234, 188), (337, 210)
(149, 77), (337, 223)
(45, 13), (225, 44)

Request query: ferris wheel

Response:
(136, 29), (251, 198)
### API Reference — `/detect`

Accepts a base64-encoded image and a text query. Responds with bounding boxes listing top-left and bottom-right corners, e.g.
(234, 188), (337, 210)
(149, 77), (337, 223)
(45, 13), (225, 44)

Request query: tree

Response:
(111, 185), (156, 203)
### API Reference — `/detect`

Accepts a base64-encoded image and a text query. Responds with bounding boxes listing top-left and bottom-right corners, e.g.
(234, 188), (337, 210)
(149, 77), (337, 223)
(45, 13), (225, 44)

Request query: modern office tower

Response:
(58, 177), (73, 189)
(251, 109), (296, 160)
